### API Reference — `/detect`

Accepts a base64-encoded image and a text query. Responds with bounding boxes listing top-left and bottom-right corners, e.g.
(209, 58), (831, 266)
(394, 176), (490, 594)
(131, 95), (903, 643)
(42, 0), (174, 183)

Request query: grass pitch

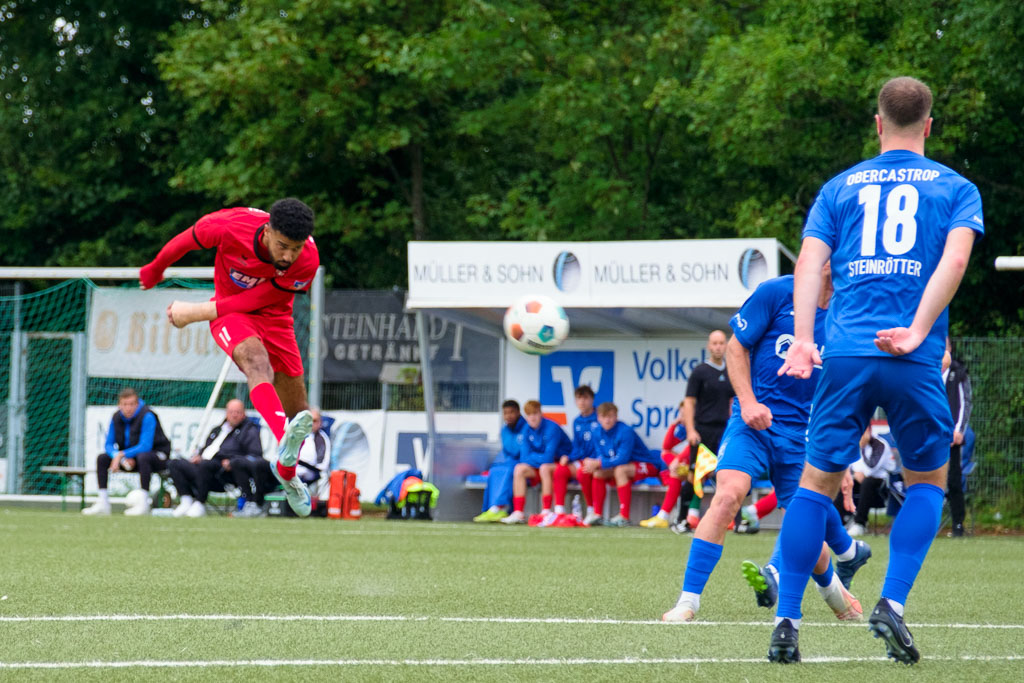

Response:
(0, 508), (1021, 681)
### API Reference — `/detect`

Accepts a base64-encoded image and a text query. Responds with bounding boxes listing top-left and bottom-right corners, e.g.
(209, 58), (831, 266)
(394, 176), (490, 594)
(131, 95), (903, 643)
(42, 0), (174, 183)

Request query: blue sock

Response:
(824, 502), (853, 556)
(682, 538), (724, 595)
(812, 559), (834, 587)
(777, 487), (832, 619)
(767, 534), (783, 572)
(883, 482), (944, 605)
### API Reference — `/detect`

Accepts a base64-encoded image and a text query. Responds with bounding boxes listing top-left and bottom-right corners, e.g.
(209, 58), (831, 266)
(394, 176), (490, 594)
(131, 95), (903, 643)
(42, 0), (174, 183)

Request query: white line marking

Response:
(1, 655), (1023, 669)
(0, 614), (1022, 629)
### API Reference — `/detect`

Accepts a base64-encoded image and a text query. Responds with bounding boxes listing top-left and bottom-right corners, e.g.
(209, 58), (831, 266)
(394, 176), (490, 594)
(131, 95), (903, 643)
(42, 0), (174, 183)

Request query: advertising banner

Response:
(88, 288), (245, 381)
(407, 239), (779, 309)
(321, 290), (499, 383)
(503, 337), (718, 448)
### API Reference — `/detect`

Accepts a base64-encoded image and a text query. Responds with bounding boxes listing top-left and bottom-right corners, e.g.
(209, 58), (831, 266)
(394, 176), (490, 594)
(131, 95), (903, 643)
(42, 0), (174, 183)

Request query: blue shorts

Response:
(716, 417), (805, 508)
(807, 356), (951, 473)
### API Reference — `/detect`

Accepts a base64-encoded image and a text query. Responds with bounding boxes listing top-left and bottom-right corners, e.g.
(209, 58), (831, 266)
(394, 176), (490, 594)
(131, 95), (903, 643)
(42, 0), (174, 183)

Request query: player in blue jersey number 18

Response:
(769, 77), (983, 665)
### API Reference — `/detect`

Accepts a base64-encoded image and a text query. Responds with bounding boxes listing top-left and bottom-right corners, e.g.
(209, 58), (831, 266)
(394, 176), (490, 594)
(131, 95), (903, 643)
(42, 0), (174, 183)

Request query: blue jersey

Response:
(520, 417), (572, 468)
(729, 276), (828, 442)
(804, 149), (984, 365)
(569, 411), (599, 461)
(591, 421), (661, 469)
(499, 417), (527, 463)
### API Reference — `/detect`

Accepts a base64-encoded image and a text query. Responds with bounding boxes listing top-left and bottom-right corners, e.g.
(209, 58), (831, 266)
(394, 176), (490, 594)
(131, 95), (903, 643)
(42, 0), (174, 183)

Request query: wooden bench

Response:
(40, 466), (88, 511)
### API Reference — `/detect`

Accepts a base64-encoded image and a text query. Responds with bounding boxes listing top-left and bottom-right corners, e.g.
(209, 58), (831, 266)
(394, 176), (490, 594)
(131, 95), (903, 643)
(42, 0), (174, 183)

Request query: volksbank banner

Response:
(407, 239), (780, 308)
(321, 290), (499, 383)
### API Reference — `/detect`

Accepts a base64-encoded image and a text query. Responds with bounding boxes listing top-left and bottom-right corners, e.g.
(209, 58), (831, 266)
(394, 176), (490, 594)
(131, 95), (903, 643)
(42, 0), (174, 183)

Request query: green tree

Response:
(0, 1), (208, 268)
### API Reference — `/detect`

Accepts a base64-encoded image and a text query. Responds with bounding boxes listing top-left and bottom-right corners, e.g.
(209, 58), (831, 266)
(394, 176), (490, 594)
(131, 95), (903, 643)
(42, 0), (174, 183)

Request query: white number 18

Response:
(858, 183), (919, 256)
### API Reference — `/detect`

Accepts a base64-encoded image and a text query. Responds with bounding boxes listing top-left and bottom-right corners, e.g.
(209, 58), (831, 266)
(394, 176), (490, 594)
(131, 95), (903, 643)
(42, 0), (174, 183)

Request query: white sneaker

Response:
(662, 602), (698, 622)
(536, 511), (558, 527)
(81, 501), (111, 516)
(173, 496), (194, 518)
(234, 501), (266, 518)
(124, 501), (151, 516)
(582, 512), (603, 527)
(186, 500), (207, 518)
(847, 523), (866, 537)
(500, 510), (526, 524)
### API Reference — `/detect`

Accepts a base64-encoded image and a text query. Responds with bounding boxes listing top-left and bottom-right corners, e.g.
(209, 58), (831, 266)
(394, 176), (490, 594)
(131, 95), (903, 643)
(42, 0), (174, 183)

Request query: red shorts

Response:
(210, 313), (304, 377)
(632, 461), (660, 482)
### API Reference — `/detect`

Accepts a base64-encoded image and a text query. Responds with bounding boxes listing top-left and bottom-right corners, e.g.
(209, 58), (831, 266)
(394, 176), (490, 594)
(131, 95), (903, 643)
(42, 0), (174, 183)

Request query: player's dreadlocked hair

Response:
(269, 198), (314, 241)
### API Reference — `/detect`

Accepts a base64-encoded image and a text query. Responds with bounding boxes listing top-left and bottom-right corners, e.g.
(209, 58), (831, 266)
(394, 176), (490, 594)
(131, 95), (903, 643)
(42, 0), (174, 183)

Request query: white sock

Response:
(98, 489), (109, 505)
(179, 495), (195, 508)
(541, 508), (551, 515)
(836, 541), (857, 562)
(774, 616), (801, 629)
(886, 598), (905, 616)
(743, 504), (756, 519)
(656, 509), (670, 520)
(554, 505), (565, 514)
(587, 506), (595, 516)
(817, 573), (847, 611)
(676, 591), (700, 612)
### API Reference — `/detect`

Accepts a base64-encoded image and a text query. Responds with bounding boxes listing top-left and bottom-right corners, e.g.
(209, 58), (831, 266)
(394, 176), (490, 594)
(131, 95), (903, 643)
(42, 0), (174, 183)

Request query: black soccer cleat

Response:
(767, 618), (801, 663)
(836, 539), (872, 589)
(741, 560), (778, 609)
(868, 599), (920, 665)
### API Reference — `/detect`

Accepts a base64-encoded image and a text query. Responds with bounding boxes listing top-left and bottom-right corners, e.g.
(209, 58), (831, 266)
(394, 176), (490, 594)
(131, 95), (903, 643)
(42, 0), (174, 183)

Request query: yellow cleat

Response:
(640, 515), (670, 528)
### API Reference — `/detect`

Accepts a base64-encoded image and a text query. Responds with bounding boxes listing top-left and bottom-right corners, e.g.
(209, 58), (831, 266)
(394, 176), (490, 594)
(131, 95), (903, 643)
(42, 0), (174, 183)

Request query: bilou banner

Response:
(88, 288), (246, 381)
(321, 290), (499, 383)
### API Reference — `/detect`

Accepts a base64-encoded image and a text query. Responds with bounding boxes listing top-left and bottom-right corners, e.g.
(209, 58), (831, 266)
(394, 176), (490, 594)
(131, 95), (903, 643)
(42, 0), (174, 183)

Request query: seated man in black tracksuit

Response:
(169, 398), (263, 518)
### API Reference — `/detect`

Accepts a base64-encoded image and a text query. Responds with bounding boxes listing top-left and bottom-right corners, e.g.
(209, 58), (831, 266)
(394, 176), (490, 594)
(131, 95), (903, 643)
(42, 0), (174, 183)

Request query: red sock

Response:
(576, 470), (594, 508)
(756, 491), (778, 518)
(541, 494), (552, 511)
(617, 484), (632, 520)
(513, 496), (526, 513)
(592, 478), (607, 514)
(553, 465), (570, 507)
(250, 382), (286, 441)
(660, 477), (682, 514)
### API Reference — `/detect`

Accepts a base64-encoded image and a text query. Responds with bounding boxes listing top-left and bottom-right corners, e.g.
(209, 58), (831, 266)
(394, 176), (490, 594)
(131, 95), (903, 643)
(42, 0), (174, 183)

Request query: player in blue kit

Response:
(662, 269), (868, 623)
(474, 400), (527, 522)
(581, 402), (664, 527)
(769, 77), (984, 664)
(502, 400), (573, 524)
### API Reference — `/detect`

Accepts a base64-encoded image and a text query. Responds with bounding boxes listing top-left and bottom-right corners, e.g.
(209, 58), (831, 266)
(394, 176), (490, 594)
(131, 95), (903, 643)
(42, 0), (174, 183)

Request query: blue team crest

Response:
(292, 279), (309, 289)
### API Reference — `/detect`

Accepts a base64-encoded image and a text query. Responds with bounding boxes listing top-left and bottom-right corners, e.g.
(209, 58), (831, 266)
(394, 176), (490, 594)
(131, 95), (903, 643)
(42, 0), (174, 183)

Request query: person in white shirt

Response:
(847, 426), (901, 536)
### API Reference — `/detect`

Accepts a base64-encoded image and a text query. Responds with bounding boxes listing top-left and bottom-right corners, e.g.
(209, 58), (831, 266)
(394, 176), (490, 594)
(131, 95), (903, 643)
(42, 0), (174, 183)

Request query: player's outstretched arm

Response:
(139, 229), (202, 289)
(778, 237), (830, 378)
(726, 335), (772, 430)
(165, 280), (296, 328)
(875, 226), (976, 356)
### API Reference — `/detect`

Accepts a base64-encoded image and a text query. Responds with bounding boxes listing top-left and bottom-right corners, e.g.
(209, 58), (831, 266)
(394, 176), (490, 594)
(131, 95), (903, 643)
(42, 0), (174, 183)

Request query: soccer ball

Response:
(503, 295), (570, 355)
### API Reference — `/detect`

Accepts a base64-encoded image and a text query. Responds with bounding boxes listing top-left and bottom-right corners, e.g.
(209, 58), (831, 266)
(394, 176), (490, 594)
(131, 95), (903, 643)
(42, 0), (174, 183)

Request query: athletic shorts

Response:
(716, 417), (804, 508)
(807, 356), (951, 473)
(632, 461), (660, 482)
(210, 313), (304, 377)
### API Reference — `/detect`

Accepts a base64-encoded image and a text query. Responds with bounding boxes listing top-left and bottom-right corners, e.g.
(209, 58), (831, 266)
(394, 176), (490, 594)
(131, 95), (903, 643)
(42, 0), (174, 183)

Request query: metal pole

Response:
(7, 282), (23, 493)
(308, 266), (325, 408)
(187, 355), (233, 457)
(415, 310), (437, 480)
(69, 332), (87, 468)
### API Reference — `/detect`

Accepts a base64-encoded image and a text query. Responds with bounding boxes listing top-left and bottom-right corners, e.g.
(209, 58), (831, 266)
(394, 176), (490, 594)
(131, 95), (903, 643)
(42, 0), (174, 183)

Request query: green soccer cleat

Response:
(473, 508), (508, 523)
(742, 560), (778, 609)
(271, 411), (314, 517)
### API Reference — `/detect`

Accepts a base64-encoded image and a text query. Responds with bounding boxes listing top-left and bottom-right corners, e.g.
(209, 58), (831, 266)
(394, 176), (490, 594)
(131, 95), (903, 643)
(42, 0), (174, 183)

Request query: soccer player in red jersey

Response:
(138, 198), (319, 516)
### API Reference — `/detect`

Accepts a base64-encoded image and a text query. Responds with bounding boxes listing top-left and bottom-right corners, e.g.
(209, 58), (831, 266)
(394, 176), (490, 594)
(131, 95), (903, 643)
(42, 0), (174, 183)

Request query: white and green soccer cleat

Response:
(271, 411), (314, 517)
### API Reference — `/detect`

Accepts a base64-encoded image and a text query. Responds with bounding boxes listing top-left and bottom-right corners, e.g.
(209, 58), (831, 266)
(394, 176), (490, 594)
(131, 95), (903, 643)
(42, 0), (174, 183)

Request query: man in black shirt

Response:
(943, 340), (972, 537)
(673, 330), (735, 532)
(684, 330), (735, 454)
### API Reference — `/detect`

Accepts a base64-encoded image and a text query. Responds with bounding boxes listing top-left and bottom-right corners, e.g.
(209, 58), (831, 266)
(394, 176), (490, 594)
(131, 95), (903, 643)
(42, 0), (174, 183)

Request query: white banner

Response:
(407, 239), (778, 309)
(88, 288), (245, 381)
(83, 406), (500, 501)
(503, 336), (716, 448)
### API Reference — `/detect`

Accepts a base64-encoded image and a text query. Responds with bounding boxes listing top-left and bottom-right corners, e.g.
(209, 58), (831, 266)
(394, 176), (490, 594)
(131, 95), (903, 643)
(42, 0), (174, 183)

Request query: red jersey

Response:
(191, 207), (319, 318)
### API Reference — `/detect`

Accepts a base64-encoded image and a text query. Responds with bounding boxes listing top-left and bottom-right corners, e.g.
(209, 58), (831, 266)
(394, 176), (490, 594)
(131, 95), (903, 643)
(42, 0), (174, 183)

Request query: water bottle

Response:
(651, 504), (661, 518)
(236, 495), (247, 512)
(571, 495), (582, 519)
